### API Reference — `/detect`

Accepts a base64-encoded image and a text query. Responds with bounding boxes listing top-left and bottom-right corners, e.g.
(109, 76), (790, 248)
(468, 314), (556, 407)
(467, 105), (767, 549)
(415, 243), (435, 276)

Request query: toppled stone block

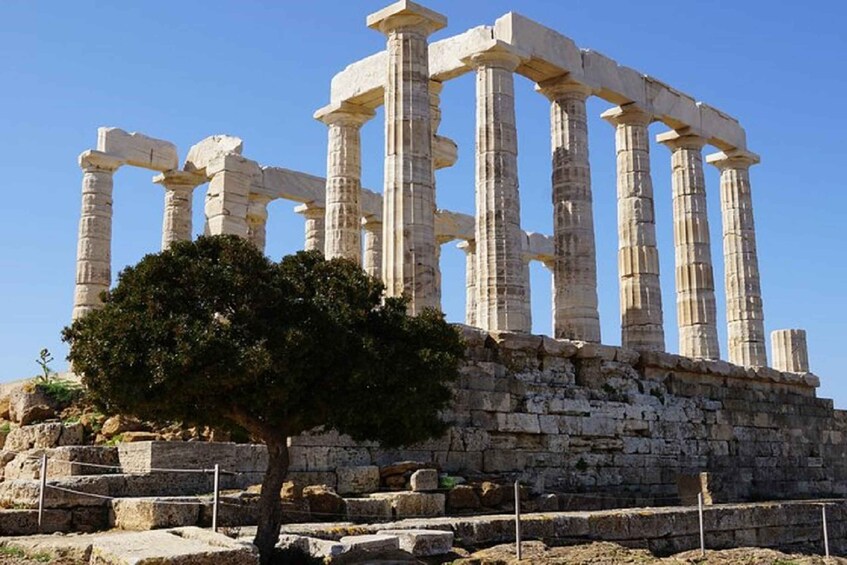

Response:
(303, 485), (346, 520)
(339, 534), (399, 553)
(97, 127), (178, 172)
(370, 492), (445, 519)
(447, 485), (481, 511)
(184, 135), (244, 176)
(101, 415), (146, 438)
(377, 528), (454, 556)
(111, 497), (201, 530)
(345, 497), (393, 523)
(5, 422), (85, 451)
(92, 527), (257, 564)
(479, 481), (504, 507)
(278, 534), (345, 560)
(8, 386), (58, 425)
(337, 465), (379, 495)
(410, 469), (439, 492)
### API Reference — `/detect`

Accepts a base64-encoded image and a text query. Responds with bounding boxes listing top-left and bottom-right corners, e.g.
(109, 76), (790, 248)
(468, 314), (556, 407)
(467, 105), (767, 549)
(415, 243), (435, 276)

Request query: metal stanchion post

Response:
(212, 464), (220, 532)
(822, 504), (830, 560)
(698, 492), (705, 558)
(515, 480), (522, 560)
(37, 454), (47, 531)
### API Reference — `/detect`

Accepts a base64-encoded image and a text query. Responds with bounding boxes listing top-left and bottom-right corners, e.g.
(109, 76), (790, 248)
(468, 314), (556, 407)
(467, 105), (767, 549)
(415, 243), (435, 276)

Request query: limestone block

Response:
(581, 51), (646, 106)
(345, 496), (393, 523)
(303, 485), (345, 520)
(0, 509), (71, 536)
(97, 127), (178, 172)
(370, 492), (445, 519)
(278, 534), (346, 560)
(496, 413), (541, 434)
(5, 422), (85, 452)
(410, 468), (439, 492)
(645, 78), (700, 130)
(8, 386), (60, 425)
(493, 12), (582, 82)
(699, 103), (747, 151)
(447, 485), (481, 511)
(339, 534), (399, 553)
(337, 465), (380, 495)
(0, 449), (16, 480)
(85, 527), (256, 564)
(183, 134), (244, 176)
(377, 529), (454, 557)
(110, 497), (201, 530)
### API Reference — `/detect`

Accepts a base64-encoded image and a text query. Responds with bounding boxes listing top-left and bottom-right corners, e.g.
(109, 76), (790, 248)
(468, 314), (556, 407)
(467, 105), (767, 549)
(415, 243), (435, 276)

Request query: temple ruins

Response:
(68, 1), (842, 503)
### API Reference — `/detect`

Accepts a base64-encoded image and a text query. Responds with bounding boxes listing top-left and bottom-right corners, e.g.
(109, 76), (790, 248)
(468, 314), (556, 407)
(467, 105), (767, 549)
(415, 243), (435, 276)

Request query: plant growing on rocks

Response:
(62, 235), (464, 564)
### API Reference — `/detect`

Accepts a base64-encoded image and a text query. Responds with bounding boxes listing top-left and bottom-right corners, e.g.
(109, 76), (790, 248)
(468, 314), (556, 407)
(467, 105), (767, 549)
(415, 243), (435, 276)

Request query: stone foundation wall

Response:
(289, 326), (844, 504)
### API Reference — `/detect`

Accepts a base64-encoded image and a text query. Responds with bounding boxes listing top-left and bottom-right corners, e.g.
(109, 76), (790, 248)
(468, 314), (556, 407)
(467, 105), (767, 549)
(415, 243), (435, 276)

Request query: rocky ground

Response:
(451, 541), (847, 565)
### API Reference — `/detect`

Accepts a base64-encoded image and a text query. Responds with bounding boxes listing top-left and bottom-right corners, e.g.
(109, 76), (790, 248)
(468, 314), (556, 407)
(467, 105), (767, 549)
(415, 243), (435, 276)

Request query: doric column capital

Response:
(456, 239), (475, 253)
(78, 150), (125, 173)
(295, 202), (326, 220)
(314, 102), (375, 127)
(367, 0), (446, 36)
(656, 128), (708, 151)
(153, 170), (205, 192)
(361, 214), (382, 229)
(536, 74), (592, 101)
(464, 41), (527, 72)
(706, 149), (761, 171)
(601, 103), (654, 127)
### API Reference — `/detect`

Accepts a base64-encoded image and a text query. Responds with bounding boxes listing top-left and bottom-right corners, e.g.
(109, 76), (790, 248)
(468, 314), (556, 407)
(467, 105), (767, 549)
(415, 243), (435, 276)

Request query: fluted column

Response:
(457, 240), (477, 326)
(154, 171), (203, 251)
(465, 43), (529, 333)
(368, 2), (446, 314)
(538, 77), (600, 342)
(602, 104), (664, 351)
(295, 203), (326, 253)
(707, 150), (766, 367)
(771, 329), (809, 373)
(362, 215), (383, 279)
(315, 102), (374, 263)
(658, 130), (720, 359)
(73, 150), (124, 320)
(246, 194), (272, 253)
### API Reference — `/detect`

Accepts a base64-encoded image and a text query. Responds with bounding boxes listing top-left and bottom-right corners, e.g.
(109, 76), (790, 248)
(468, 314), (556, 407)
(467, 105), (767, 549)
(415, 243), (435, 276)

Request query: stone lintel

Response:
(705, 149), (761, 169)
(152, 170), (205, 190)
(96, 127), (178, 172)
(535, 74), (593, 101)
(600, 103), (654, 126)
(313, 101), (375, 126)
(78, 150), (125, 172)
(294, 202), (326, 218)
(656, 127), (708, 150)
(367, 0), (447, 36)
(206, 153), (261, 177)
(433, 134), (458, 170)
(463, 40), (528, 70)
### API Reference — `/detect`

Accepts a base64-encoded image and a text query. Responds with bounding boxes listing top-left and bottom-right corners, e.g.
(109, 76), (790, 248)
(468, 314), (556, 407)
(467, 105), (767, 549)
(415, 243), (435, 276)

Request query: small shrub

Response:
(106, 433), (124, 446)
(35, 348), (54, 384)
(36, 379), (84, 405)
(0, 422), (10, 434)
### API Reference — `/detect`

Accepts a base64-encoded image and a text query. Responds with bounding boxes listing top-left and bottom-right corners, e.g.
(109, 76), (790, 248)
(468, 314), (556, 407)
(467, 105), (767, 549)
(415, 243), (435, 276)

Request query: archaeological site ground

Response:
(1, 1), (844, 563)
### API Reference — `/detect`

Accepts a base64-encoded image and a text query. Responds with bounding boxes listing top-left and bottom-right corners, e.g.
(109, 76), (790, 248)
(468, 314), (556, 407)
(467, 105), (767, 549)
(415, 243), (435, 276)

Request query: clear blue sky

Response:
(1, 1), (845, 405)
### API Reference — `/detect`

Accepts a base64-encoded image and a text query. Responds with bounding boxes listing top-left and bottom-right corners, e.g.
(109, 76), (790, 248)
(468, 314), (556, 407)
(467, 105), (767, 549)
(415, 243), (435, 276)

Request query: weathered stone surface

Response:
(410, 468), (439, 492)
(303, 485), (346, 520)
(771, 329), (809, 373)
(97, 127), (177, 171)
(336, 465), (380, 495)
(345, 496), (393, 523)
(5, 422), (85, 452)
(8, 386), (59, 425)
(183, 134), (244, 176)
(102, 415), (145, 438)
(447, 485), (480, 511)
(154, 170), (203, 251)
(0, 509), (71, 535)
(110, 497), (201, 530)
(377, 528), (454, 556)
(371, 492), (445, 519)
(338, 533), (399, 553)
(479, 482), (504, 507)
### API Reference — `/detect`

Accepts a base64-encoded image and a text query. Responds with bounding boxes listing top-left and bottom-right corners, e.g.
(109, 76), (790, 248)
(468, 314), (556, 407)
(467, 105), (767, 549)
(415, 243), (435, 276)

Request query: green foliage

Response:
(36, 379), (84, 405)
(0, 422), (10, 434)
(105, 433), (124, 446)
(35, 348), (54, 384)
(62, 235), (465, 448)
(0, 547), (26, 558)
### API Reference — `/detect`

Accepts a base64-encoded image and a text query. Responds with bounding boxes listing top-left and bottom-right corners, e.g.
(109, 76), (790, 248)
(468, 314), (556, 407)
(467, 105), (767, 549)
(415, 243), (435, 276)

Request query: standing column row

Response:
(368, 2), (446, 314)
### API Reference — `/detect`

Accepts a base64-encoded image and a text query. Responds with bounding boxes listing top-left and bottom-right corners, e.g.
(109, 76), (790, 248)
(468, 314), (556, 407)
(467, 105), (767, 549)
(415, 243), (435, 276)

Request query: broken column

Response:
(706, 150), (767, 367)
(204, 154), (259, 238)
(153, 171), (204, 250)
(657, 130), (720, 359)
(246, 194), (273, 253)
(771, 329), (809, 373)
(466, 42), (529, 333)
(368, 1), (446, 314)
(602, 104), (665, 352)
(362, 215), (383, 279)
(72, 150), (125, 320)
(538, 76), (601, 343)
(295, 203), (326, 253)
(456, 240), (477, 327)
(315, 102), (374, 263)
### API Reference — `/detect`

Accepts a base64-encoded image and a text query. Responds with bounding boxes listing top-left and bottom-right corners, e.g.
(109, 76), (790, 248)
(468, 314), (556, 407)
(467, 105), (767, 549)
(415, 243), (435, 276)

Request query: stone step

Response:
(110, 495), (261, 530)
(0, 509), (71, 536)
(377, 528), (454, 556)
(4, 445), (120, 480)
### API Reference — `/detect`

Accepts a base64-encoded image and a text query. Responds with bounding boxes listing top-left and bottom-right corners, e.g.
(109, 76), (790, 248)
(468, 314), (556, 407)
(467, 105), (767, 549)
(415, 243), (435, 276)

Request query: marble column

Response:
(205, 154), (258, 238)
(362, 215), (383, 279)
(538, 76), (601, 342)
(707, 150), (766, 367)
(658, 130), (720, 359)
(246, 194), (272, 253)
(771, 329), (809, 373)
(154, 171), (203, 251)
(295, 203), (326, 253)
(315, 102), (374, 263)
(602, 104), (665, 352)
(466, 43), (529, 333)
(457, 240), (477, 327)
(368, 1), (446, 314)
(73, 150), (124, 320)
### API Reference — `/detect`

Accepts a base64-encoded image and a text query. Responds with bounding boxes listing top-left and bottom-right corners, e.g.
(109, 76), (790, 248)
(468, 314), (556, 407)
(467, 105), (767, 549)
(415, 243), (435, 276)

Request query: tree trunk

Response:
(253, 436), (289, 565)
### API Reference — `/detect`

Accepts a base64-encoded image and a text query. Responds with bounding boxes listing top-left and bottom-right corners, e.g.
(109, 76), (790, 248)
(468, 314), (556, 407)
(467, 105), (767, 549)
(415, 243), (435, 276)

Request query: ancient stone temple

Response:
(71, 1), (844, 503)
